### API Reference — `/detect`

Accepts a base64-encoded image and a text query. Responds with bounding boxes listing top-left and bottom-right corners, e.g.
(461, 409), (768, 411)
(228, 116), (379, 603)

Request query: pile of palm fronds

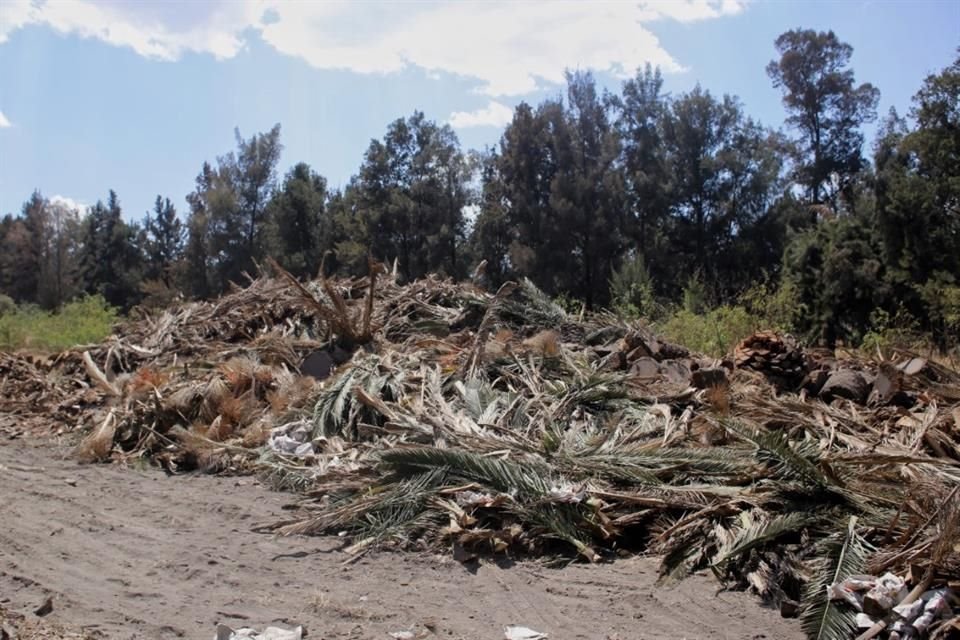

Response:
(1, 262), (957, 639)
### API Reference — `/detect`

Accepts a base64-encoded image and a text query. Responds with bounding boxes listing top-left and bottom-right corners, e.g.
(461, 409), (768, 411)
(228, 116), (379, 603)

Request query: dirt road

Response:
(0, 438), (804, 639)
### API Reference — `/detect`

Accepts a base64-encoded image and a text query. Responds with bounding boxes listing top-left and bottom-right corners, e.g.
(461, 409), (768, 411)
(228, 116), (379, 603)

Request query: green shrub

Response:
(682, 272), (709, 315)
(553, 292), (584, 315)
(860, 306), (922, 354)
(659, 305), (761, 357)
(0, 294), (15, 317)
(738, 278), (802, 333)
(0, 294), (118, 352)
(610, 254), (661, 320)
(916, 274), (960, 350)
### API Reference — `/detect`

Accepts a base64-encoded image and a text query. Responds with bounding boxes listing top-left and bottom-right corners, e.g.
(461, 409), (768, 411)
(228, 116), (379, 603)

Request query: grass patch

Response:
(0, 295), (118, 352)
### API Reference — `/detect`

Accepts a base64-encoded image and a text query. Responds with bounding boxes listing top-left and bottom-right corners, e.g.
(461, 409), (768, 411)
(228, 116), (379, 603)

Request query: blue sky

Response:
(0, 0), (957, 220)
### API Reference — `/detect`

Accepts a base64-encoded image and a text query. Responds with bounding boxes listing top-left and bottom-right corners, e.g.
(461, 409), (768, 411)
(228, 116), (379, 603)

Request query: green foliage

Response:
(183, 125), (284, 294)
(659, 305), (759, 357)
(800, 517), (869, 640)
(142, 195), (184, 286)
(609, 253), (660, 319)
(681, 272), (708, 314)
(782, 215), (888, 347)
(266, 162), (329, 279)
(0, 294), (15, 316)
(738, 278), (802, 333)
(0, 294), (118, 351)
(860, 305), (922, 353)
(917, 275), (960, 349)
(767, 29), (879, 206)
(342, 111), (470, 280)
(552, 292), (583, 316)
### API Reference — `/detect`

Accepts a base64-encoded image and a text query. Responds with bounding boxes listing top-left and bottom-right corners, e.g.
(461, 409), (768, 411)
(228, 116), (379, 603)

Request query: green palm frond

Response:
(379, 447), (552, 498)
(518, 502), (599, 560)
(657, 521), (715, 585)
(564, 445), (755, 482)
(712, 511), (815, 568)
(800, 516), (869, 640)
(312, 353), (404, 438)
(312, 360), (368, 436)
(723, 419), (830, 489)
(353, 470), (446, 541)
(276, 470), (444, 538)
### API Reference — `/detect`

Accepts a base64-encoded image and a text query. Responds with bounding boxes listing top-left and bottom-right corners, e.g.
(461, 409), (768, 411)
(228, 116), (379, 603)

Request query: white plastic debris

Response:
(912, 589), (949, 633)
(388, 632), (415, 640)
(862, 572), (907, 617)
(888, 620), (911, 640)
(504, 626), (548, 640)
(892, 597), (924, 621)
(214, 623), (303, 640)
(855, 613), (876, 628)
(268, 420), (315, 457)
(828, 574), (876, 611)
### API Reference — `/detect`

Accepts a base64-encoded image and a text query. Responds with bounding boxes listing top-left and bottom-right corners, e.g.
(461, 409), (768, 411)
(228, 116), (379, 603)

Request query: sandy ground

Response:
(0, 437), (804, 640)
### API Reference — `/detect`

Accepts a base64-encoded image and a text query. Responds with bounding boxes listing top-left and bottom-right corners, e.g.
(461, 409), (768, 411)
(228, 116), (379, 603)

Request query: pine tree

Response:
(767, 29), (880, 208)
(143, 195), (184, 285)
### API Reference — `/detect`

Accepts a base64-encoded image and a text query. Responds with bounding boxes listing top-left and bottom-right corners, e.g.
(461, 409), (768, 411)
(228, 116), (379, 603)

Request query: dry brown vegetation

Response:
(1, 265), (958, 640)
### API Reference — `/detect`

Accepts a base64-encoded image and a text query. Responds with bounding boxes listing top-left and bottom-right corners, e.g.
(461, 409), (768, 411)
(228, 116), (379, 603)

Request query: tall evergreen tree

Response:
(186, 125), (283, 293)
(183, 162), (215, 299)
(550, 70), (625, 307)
(38, 200), (83, 310)
(77, 191), (143, 309)
(874, 53), (960, 343)
(346, 112), (469, 280)
(143, 196), (184, 285)
(616, 64), (670, 268)
(0, 192), (48, 304)
(267, 162), (329, 278)
(767, 29), (880, 208)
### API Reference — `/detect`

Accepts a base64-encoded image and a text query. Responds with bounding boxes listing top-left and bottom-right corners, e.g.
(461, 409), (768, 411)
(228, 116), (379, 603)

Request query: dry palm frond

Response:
(563, 443), (755, 483)
(657, 518), (718, 585)
(75, 409), (117, 462)
(276, 470), (444, 538)
(495, 278), (567, 331)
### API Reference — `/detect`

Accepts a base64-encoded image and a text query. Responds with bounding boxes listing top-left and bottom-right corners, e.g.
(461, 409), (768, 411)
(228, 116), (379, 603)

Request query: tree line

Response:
(1, 29), (957, 348)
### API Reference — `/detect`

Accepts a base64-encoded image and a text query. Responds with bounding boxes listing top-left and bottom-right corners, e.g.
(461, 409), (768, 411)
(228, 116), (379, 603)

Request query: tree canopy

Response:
(1, 35), (956, 350)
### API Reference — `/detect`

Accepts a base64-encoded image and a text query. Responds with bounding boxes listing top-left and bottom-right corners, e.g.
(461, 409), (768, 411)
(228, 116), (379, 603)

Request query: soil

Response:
(0, 437), (804, 640)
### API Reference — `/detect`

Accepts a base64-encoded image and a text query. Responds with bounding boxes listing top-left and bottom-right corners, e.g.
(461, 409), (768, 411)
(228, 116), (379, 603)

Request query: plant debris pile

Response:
(1, 264), (958, 640)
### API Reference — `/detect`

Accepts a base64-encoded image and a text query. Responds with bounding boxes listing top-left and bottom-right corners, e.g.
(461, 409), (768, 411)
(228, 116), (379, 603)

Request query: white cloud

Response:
(258, 1), (747, 96)
(0, 1), (749, 96)
(0, 0), (33, 44)
(448, 101), (515, 129)
(49, 194), (88, 213)
(0, 0), (261, 59)
(0, 111), (11, 128)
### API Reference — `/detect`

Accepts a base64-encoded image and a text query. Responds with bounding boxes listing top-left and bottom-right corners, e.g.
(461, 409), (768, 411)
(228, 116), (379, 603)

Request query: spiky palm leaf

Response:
(712, 511), (815, 569)
(496, 278), (568, 329)
(800, 516), (869, 640)
(380, 447), (551, 498)
(723, 419), (831, 489)
(657, 519), (717, 585)
(311, 353), (404, 438)
(277, 470), (444, 538)
(563, 438), (756, 486)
